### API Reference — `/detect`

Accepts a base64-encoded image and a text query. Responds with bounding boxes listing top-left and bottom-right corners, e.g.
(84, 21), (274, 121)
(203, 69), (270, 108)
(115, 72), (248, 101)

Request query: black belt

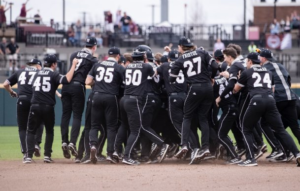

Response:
(19, 95), (28, 98)
(31, 103), (53, 107)
(170, 92), (186, 96)
(252, 94), (273, 98)
(70, 81), (83, 85)
(124, 95), (138, 99)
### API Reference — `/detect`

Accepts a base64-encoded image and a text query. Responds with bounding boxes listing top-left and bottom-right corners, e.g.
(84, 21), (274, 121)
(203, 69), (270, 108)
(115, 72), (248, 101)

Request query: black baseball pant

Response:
(181, 83), (213, 150)
(26, 104), (55, 158)
(89, 92), (119, 154)
(277, 100), (300, 144)
(242, 95), (299, 160)
(120, 95), (144, 158)
(17, 96), (44, 154)
(61, 81), (86, 145)
(168, 92), (198, 149)
(218, 104), (239, 159)
(140, 94), (165, 146)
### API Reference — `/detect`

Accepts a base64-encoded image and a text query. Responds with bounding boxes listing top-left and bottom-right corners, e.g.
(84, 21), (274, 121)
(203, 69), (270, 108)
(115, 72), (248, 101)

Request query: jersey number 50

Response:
(125, 69), (142, 86)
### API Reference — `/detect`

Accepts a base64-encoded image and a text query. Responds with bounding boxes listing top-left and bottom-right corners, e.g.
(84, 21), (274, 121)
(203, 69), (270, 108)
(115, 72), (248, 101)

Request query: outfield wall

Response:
(1, 85), (300, 126)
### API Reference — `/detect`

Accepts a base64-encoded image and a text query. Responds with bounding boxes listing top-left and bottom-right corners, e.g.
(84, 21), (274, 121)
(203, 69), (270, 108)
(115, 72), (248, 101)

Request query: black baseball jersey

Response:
(263, 61), (296, 102)
(88, 58), (125, 95)
(146, 62), (162, 95)
(124, 61), (154, 96)
(6, 66), (38, 97)
(157, 62), (187, 95)
(170, 49), (217, 84)
(31, 68), (69, 106)
(228, 60), (245, 81)
(237, 65), (274, 98)
(69, 48), (98, 84)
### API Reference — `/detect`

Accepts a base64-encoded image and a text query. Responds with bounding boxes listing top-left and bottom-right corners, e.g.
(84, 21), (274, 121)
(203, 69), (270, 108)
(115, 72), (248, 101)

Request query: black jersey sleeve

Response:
(229, 64), (240, 81)
(237, 70), (248, 87)
(220, 79), (236, 99)
(169, 60), (182, 83)
(6, 71), (19, 86)
(156, 65), (162, 76)
(88, 64), (96, 78)
(147, 64), (155, 77)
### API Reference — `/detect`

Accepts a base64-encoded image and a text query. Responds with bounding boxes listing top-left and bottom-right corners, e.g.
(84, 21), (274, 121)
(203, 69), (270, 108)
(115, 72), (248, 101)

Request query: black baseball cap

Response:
(160, 55), (168, 63)
(214, 49), (223, 58)
(27, 58), (42, 66)
(247, 52), (260, 64)
(85, 37), (97, 46)
(259, 49), (274, 61)
(44, 54), (57, 64)
(168, 50), (179, 61)
(178, 36), (193, 47)
(118, 55), (125, 64)
(108, 47), (120, 55)
(146, 51), (154, 61)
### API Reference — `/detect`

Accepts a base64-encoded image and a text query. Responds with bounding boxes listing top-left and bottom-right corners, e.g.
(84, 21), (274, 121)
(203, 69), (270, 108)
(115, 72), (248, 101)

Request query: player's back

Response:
(159, 62), (186, 94)
(70, 49), (98, 84)
(8, 67), (38, 98)
(124, 62), (154, 96)
(175, 49), (212, 84)
(31, 68), (62, 106)
(243, 65), (273, 97)
(91, 59), (124, 95)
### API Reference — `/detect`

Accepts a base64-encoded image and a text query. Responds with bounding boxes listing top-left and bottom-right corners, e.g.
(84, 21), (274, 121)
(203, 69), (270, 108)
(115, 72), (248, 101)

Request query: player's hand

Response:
(72, 58), (79, 66)
(220, 71), (229, 79)
(237, 71), (241, 79)
(56, 90), (62, 98)
(10, 91), (17, 98)
(164, 46), (171, 52)
(215, 96), (221, 107)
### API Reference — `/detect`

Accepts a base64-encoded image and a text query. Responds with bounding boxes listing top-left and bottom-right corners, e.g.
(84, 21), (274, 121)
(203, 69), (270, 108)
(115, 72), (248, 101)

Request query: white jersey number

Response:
(252, 72), (271, 88)
(169, 69), (184, 84)
(183, 56), (202, 77)
(125, 69), (142, 86)
(96, 67), (114, 83)
(18, 71), (36, 85)
(33, 77), (51, 92)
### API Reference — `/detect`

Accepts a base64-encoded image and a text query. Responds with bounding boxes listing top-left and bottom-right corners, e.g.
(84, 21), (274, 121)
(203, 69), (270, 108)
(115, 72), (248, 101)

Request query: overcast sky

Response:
(4, 0), (299, 26)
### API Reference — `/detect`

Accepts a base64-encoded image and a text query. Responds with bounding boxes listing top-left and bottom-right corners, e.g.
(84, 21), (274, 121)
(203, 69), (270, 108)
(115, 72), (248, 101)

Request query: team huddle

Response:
(3, 36), (300, 167)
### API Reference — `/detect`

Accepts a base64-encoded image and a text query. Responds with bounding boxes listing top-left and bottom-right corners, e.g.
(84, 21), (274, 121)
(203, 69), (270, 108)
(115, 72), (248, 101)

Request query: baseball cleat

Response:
(80, 155), (91, 164)
(112, 151), (122, 162)
(122, 158), (140, 165)
(238, 159), (258, 167)
(174, 145), (188, 159)
(296, 153), (300, 167)
(167, 144), (179, 158)
(74, 157), (81, 163)
(106, 154), (118, 164)
(62, 142), (71, 159)
(227, 158), (243, 165)
(149, 143), (159, 159)
(197, 148), (210, 160)
(266, 149), (284, 160)
(268, 155), (287, 163)
(236, 148), (246, 158)
(254, 150), (264, 160)
(68, 143), (78, 157)
(97, 154), (106, 162)
(189, 148), (200, 165)
(158, 144), (170, 163)
(44, 156), (54, 163)
(23, 157), (32, 164)
(34, 145), (41, 157)
(90, 146), (97, 164)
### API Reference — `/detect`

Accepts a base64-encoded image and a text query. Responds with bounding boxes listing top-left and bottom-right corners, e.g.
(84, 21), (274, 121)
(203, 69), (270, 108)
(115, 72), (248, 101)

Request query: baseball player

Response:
(60, 37), (98, 159)
(23, 55), (77, 163)
(3, 58), (44, 159)
(170, 37), (219, 164)
(233, 52), (300, 167)
(86, 47), (125, 164)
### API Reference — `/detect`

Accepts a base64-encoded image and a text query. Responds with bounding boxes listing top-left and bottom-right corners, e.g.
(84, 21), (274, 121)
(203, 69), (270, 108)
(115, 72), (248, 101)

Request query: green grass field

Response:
(0, 126), (299, 161)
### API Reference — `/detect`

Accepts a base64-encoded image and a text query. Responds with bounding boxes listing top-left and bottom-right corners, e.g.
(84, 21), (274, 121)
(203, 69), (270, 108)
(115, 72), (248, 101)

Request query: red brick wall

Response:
(254, 6), (300, 26)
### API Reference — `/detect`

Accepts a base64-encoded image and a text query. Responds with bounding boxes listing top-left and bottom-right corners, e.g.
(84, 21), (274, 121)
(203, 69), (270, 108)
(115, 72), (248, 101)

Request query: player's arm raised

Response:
(65, 58), (78, 83)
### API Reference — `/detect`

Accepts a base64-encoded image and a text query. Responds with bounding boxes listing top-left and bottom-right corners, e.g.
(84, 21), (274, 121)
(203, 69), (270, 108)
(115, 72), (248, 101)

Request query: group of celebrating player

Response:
(3, 36), (300, 167)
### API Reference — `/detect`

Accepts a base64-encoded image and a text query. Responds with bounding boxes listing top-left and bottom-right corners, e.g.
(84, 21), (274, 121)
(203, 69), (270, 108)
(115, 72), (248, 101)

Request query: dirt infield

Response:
(0, 158), (299, 191)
